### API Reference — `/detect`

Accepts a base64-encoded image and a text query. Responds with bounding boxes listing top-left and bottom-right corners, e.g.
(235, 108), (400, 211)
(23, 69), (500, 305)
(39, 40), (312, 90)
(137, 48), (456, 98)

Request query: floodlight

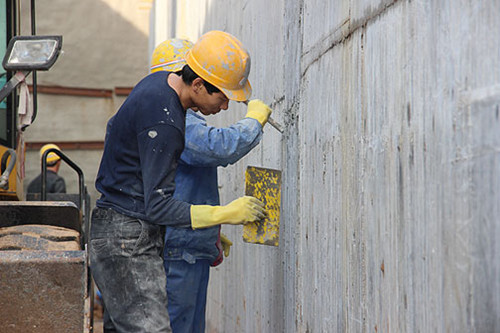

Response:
(3, 35), (62, 71)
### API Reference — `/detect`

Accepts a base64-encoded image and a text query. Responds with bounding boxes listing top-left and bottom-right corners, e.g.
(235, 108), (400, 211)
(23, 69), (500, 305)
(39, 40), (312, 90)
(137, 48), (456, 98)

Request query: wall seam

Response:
(301, 0), (402, 79)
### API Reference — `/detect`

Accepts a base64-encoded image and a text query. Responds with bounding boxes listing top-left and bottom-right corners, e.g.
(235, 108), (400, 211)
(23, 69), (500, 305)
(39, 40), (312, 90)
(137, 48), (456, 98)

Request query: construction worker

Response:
(90, 31), (268, 333)
(27, 143), (66, 194)
(150, 39), (272, 332)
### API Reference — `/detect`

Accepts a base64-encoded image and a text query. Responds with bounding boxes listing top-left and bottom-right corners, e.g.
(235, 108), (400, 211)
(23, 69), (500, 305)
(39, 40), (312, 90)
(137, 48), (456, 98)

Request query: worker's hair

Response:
(181, 65), (221, 94)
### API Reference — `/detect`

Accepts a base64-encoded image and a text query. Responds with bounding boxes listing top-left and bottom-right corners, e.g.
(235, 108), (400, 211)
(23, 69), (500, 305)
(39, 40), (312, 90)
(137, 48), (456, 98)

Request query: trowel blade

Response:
(242, 166), (281, 246)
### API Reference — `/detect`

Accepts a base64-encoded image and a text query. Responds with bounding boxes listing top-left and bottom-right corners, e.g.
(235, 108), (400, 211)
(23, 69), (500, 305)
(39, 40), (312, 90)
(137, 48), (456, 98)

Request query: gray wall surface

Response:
(156, 0), (500, 332)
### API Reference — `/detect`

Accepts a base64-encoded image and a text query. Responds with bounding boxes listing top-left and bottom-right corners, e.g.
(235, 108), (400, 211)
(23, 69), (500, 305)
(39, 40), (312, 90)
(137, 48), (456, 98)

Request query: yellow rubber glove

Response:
(191, 196), (266, 229)
(245, 99), (272, 126)
(220, 233), (233, 257)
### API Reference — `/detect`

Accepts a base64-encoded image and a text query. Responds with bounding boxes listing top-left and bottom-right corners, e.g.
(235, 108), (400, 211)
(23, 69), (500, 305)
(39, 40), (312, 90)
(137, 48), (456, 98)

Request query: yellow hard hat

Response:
(40, 144), (61, 164)
(185, 30), (252, 102)
(150, 39), (194, 73)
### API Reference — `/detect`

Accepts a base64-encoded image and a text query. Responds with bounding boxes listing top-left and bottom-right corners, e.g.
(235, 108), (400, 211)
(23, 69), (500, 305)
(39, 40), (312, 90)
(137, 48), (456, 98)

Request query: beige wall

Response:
(20, 0), (152, 205)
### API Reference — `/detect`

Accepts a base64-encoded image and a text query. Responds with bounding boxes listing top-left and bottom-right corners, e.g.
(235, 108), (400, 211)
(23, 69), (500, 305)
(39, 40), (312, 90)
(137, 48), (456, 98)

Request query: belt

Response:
(92, 206), (126, 219)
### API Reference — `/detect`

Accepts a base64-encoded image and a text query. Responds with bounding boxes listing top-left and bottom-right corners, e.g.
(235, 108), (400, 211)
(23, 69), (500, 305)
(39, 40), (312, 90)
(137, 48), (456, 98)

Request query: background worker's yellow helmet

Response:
(39, 144), (61, 164)
(150, 39), (194, 73)
(185, 30), (252, 102)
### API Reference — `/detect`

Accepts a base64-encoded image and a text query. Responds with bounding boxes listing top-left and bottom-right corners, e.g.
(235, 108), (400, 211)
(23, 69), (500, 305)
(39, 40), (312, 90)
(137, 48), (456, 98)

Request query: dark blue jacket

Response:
(96, 72), (191, 227)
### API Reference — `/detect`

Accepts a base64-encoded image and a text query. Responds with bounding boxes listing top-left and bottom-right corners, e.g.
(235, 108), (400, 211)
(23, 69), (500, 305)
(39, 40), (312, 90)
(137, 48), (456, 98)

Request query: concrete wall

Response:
(153, 0), (500, 332)
(20, 0), (151, 206)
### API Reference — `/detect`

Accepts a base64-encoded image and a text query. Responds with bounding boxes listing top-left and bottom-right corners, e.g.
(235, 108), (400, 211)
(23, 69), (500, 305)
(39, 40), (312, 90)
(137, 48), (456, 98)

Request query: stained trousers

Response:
(89, 207), (172, 333)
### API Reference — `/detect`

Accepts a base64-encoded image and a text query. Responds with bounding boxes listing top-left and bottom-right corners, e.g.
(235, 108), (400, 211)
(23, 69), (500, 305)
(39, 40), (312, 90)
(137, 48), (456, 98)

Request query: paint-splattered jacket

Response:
(164, 110), (263, 264)
(95, 71), (192, 227)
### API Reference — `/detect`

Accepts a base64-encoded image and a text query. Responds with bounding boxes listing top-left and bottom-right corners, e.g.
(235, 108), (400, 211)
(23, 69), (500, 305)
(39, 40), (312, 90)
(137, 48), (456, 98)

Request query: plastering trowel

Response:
(242, 166), (282, 246)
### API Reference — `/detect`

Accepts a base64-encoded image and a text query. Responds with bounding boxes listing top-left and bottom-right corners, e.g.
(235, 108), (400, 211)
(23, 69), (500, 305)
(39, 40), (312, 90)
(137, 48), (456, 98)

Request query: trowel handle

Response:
(242, 100), (284, 133)
(267, 116), (284, 133)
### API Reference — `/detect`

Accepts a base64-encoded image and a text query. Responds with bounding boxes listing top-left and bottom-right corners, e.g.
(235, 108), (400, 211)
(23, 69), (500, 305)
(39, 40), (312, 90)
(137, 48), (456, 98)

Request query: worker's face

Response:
(193, 80), (229, 115)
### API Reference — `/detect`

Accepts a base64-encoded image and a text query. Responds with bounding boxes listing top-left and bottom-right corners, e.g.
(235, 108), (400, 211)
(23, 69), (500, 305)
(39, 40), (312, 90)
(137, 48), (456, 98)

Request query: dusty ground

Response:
(92, 297), (104, 333)
(93, 318), (103, 333)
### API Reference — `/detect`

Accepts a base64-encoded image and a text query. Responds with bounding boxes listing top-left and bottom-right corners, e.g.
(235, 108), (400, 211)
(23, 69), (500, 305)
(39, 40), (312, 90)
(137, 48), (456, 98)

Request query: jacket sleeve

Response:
(137, 123), (192, 227)
(179, 111), (263, 167)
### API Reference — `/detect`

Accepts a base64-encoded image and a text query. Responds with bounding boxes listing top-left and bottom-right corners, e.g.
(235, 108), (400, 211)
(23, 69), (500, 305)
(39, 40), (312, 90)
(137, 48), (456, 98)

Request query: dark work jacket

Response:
(27, 170), (66, 194)
(95, 71), (191, 227)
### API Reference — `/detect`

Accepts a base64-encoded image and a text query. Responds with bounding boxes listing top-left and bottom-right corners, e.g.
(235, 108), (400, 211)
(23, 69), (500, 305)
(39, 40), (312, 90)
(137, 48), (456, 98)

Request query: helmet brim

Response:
(220, 80), (252, 102)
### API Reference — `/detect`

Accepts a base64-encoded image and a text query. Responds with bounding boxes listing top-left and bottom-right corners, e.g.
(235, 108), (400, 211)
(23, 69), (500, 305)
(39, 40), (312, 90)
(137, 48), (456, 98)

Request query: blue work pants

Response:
(164, 259), (210, 333)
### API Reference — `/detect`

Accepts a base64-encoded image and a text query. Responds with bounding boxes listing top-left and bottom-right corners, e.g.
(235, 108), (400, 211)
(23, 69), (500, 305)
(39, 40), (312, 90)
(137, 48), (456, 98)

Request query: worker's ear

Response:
(192, 77), (205, 94)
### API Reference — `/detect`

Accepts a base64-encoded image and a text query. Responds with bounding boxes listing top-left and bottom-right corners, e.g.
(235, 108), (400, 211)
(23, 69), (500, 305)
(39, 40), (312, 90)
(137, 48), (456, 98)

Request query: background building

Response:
(22, 0), (152, 204)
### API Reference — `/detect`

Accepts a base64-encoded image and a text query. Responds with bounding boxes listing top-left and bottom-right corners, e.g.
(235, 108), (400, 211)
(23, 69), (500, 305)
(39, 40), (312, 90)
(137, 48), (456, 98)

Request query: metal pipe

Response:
(30, 0), (37, 125)
(41, 149), (85, 216)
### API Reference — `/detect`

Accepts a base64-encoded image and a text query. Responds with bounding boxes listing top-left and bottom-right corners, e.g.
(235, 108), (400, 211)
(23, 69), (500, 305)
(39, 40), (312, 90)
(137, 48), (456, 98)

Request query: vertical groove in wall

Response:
(282, 0), (304, 331)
